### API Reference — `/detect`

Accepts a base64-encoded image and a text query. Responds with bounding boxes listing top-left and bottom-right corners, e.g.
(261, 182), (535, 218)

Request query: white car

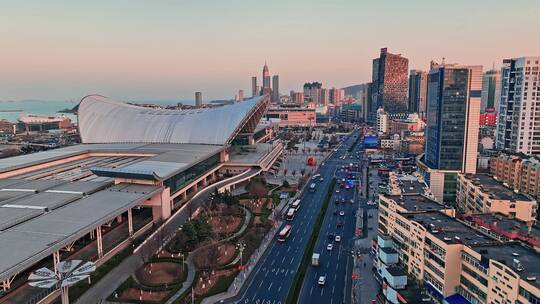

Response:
(339, 211), (345, 216)
(327, 244), (333, 251)
(335, 235), (341, 242)
(318, 275), (326, 285)
(335, 189), (340, 193)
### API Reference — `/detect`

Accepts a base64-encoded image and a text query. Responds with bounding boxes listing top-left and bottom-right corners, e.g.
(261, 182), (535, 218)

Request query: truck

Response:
(312, 253), (320, 266)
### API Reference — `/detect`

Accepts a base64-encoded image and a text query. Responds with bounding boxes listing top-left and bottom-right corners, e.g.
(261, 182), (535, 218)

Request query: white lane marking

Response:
(268, 282), (273, 291)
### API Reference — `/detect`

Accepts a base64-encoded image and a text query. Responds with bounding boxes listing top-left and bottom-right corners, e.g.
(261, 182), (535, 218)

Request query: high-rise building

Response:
(290, 91), (304, 104)
(480, 69), (501, 112)
(262, 62), (270, 90)
(329, 87), (343, 105)
(320, 88), (329, 106)
(418, 64), (482, 203)
(195, 91), (203, 108)
(303, 82), (322, 104)
(251, 76), (258, 97)
(496, 56), (540, 155)
(238, 89), (244, 102)
(271, 75), (279, 103)
(371, 48), (409, 113)
(408, 69), (428, 115)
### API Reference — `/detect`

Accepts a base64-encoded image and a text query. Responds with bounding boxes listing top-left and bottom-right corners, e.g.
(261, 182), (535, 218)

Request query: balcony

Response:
(380, 247), (399, 265)
(382, 265), (408, 289)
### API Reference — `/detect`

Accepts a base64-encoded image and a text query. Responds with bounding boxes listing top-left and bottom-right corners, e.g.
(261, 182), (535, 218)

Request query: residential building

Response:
(490, 152), (540, 201)
(377, 194), (540, 303)
(408, 69), (428, 116)
(303, 82), (322, 104)
(290, 91), (304, 104)
(419, 64), (482, 203)
(456, 173), (537, 222)
(340, 103), (363, 123)
(496, 57), (540, 155)
(251, 76), (258, 97)
(320, 88), (329, 106)
(195, 91), (203, 108)
(272, 75), (279, 103)
(480, 69), (501, 113)
(329, 87), (343, 105)
(371, 48), (409, 113)
(377, 107), (388, 134)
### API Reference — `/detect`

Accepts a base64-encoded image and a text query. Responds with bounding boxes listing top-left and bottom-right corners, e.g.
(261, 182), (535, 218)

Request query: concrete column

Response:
(2, 279), (11, 291)
(53, 251), (61, 274)
(96, 226), (103, 259)
(128, 208), (133, 236)
(116, 214), (123, 223)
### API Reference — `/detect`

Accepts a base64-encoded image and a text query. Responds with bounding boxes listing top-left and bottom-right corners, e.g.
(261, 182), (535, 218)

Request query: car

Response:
(339, 211), (345, 216)
(318, 276), (326, 285)
(345, 185), (350, 189)
(335, 189), (340, 193)
(350, 199), (355, 204)
(328, 233), (334, 239)
(337, 222), (343, 228)
(341, 198), (345, 203)
(335, 235), (341, 242)
(335, 199), (339, 204)
(368, 214), (373, 218)
(333, 210), (338, 216)
(319, 177), (324, 182)
(327, 244), (333, 251)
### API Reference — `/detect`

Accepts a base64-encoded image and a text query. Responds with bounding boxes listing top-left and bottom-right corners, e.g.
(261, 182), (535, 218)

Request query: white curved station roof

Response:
(78, 95), (268, 146)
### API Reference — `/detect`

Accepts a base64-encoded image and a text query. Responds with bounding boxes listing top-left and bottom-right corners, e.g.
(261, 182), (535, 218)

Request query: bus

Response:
(309, 183), (317, 192)
(286, 208), (296, 221)
(277, 225), (292, 242)
(291, 199), (301, 210)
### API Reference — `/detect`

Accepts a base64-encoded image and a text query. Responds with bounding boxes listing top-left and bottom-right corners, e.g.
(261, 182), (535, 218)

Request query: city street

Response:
(297, 133), (366, 304)
(224, 132), (359, 304)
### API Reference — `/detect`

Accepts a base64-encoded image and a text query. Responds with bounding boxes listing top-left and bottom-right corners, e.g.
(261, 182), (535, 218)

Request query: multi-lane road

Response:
(297, 135), (365, 304)
(225, 131), (360, 304)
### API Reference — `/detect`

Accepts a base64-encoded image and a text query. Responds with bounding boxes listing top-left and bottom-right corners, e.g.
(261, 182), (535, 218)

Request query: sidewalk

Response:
(165, 206), (252, 304)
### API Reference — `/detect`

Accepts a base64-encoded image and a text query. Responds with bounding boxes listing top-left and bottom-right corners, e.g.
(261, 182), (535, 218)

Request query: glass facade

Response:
(164, 153), (220, 194)
(425, 67), (470, 171)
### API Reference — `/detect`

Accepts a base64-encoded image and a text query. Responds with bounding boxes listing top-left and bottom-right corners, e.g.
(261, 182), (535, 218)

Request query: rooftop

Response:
(405, 211), (496, 245)
(386, 194), (447, 213)
(465, 213), (540, 240)
(78, 95), (269, 146)
(472, 243), (540, 289)
(462, 174), (533, 202)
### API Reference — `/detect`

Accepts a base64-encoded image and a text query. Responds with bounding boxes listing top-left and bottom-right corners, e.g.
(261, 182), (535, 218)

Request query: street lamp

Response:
(235, 241), (246, 272)
(28, 260), (96, 304)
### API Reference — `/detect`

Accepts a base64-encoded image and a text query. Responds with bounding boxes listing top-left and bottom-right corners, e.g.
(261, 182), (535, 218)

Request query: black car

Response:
(337, 222), (344, 228)
(328, 233), (334, 239)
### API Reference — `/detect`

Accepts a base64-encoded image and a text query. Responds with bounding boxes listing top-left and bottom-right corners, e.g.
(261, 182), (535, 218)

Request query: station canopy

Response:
(78, 95), (269, 146)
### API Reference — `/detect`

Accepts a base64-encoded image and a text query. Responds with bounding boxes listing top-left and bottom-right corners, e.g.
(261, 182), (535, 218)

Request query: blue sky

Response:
(1, 0), (539, 101)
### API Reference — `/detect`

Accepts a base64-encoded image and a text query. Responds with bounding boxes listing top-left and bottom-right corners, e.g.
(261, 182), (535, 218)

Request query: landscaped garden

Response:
(109, 177), (291, 304)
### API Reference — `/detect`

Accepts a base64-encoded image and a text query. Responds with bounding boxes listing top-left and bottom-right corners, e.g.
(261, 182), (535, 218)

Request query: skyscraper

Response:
(251, 76), (258, 97)
(371, 48), (409, 113)
(320, 88), (329, 106)
(329, 87), (343, 105)
(195, 91), (203, 108)
(262, 62), (270, 90)
(272, 75), (279, 103)
(238, 89), (244, 101)
(408, 70), (428, 115)
(480, 69), (501, 112)
(419, 64), (482, 203)
(303, 82), (322, 104)
(496, 57), (540, 155)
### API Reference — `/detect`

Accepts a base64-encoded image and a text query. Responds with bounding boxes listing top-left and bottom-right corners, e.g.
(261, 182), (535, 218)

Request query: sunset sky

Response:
(1, 0), (539, 101)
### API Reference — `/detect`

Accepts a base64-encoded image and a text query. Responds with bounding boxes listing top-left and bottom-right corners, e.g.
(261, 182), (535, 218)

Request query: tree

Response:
(300, 168), (306, 177)
(282, 180), (290, 188)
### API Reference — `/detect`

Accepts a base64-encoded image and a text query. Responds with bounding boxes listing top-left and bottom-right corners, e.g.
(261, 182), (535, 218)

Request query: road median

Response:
(286, 178), (336, 304)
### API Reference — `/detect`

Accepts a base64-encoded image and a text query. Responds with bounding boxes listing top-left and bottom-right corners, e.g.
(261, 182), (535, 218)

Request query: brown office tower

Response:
(371, 48), (409, 113)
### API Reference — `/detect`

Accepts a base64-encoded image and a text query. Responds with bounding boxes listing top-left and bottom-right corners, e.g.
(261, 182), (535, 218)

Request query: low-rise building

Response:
(17, 114), (72, 132)
(456, 174), (537, 223)
(463, 213), (540, 251)
(377, 193), (540, 303)
(263, 105), (316, 127)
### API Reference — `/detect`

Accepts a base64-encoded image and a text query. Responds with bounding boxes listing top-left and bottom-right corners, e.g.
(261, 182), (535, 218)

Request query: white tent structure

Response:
(78, 95), (269, 146)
